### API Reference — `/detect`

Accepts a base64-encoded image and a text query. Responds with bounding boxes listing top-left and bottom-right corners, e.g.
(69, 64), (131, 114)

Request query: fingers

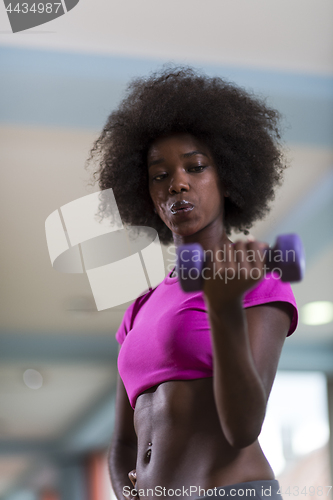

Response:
(235, 240), (267, 275)
(202, 239), (269, 305)
(209, 239), (268, 282)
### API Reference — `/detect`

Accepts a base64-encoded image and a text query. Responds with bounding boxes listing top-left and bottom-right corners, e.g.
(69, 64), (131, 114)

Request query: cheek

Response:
(149, 187), (163, 206)
(148, 185), (156, 204)
(209, 186), (224, 212)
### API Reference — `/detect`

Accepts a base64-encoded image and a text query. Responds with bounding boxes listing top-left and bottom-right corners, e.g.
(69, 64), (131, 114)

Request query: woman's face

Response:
(147, 133), (226, 240)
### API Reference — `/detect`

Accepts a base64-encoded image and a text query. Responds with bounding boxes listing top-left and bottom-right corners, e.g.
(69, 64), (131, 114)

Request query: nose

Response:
(168, 169), (190, 194)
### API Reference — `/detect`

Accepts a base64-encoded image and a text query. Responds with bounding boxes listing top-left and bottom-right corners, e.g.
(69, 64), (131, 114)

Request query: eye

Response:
(152, 174), (167, 181)
(152, 165), (207, 181)
(189, 165), (206, 172)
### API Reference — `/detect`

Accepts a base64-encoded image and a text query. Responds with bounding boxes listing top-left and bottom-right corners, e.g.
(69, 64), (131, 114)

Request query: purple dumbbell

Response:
(176, 233), (305, 293)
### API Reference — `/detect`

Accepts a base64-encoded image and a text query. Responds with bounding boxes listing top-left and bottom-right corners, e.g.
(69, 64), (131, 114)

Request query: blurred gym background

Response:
(0, 1), (333, 499)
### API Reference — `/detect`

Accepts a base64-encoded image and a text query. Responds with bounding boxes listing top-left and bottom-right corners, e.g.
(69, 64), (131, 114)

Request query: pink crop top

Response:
(116, 269), (298, 409)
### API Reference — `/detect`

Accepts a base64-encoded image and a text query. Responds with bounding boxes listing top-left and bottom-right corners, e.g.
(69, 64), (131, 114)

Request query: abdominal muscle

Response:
(133, 378), (274, 499)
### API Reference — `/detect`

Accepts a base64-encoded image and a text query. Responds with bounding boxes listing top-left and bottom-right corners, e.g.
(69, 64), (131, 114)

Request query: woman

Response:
(89, 67), (298, 500)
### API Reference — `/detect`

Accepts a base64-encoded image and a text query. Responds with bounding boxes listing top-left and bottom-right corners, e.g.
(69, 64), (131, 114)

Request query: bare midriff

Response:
(133, 378), (274, 499)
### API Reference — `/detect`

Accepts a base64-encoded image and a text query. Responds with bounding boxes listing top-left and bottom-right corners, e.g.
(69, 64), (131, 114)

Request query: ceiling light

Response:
(301, 301), (333, 326)
(23, 369), (43, 390)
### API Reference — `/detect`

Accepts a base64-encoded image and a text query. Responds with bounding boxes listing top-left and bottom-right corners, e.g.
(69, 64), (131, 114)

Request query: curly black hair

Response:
(88, 66), (286, 245)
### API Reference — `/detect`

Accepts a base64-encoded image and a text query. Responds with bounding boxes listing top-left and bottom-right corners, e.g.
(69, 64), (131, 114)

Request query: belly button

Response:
(145, 443), (152, 461)
(145, 441), (153, 461)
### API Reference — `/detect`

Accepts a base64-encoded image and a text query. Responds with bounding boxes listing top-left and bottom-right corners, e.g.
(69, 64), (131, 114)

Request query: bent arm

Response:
(207, 298), (293, 449)
(109, 371), (137, 499)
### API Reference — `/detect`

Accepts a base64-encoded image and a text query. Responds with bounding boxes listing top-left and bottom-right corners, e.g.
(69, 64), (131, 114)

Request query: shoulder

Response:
(243, 272), (298, 336)
(115, 286), (158, 345)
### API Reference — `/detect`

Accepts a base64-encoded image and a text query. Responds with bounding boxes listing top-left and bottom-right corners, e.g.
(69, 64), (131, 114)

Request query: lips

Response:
(170, 200), (194, 214)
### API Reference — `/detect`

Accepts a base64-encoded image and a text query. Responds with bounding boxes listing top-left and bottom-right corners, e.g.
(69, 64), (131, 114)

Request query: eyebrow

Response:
(148, 150), (208, 168)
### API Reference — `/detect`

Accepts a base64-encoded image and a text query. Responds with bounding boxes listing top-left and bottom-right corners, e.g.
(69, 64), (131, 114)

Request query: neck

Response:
(172, 222), (232, 253)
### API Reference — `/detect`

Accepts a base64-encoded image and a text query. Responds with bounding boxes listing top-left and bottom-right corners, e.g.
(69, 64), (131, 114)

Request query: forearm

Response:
(109, 439), (137, 500)
(207, 298), (266, 448)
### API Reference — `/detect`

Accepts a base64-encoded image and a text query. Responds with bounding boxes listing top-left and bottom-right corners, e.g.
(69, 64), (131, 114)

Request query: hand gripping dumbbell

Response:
(175, 233), (305, 293)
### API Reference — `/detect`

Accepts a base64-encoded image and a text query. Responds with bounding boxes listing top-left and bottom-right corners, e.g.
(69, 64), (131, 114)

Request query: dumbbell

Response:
(175, 233), (305, 293)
